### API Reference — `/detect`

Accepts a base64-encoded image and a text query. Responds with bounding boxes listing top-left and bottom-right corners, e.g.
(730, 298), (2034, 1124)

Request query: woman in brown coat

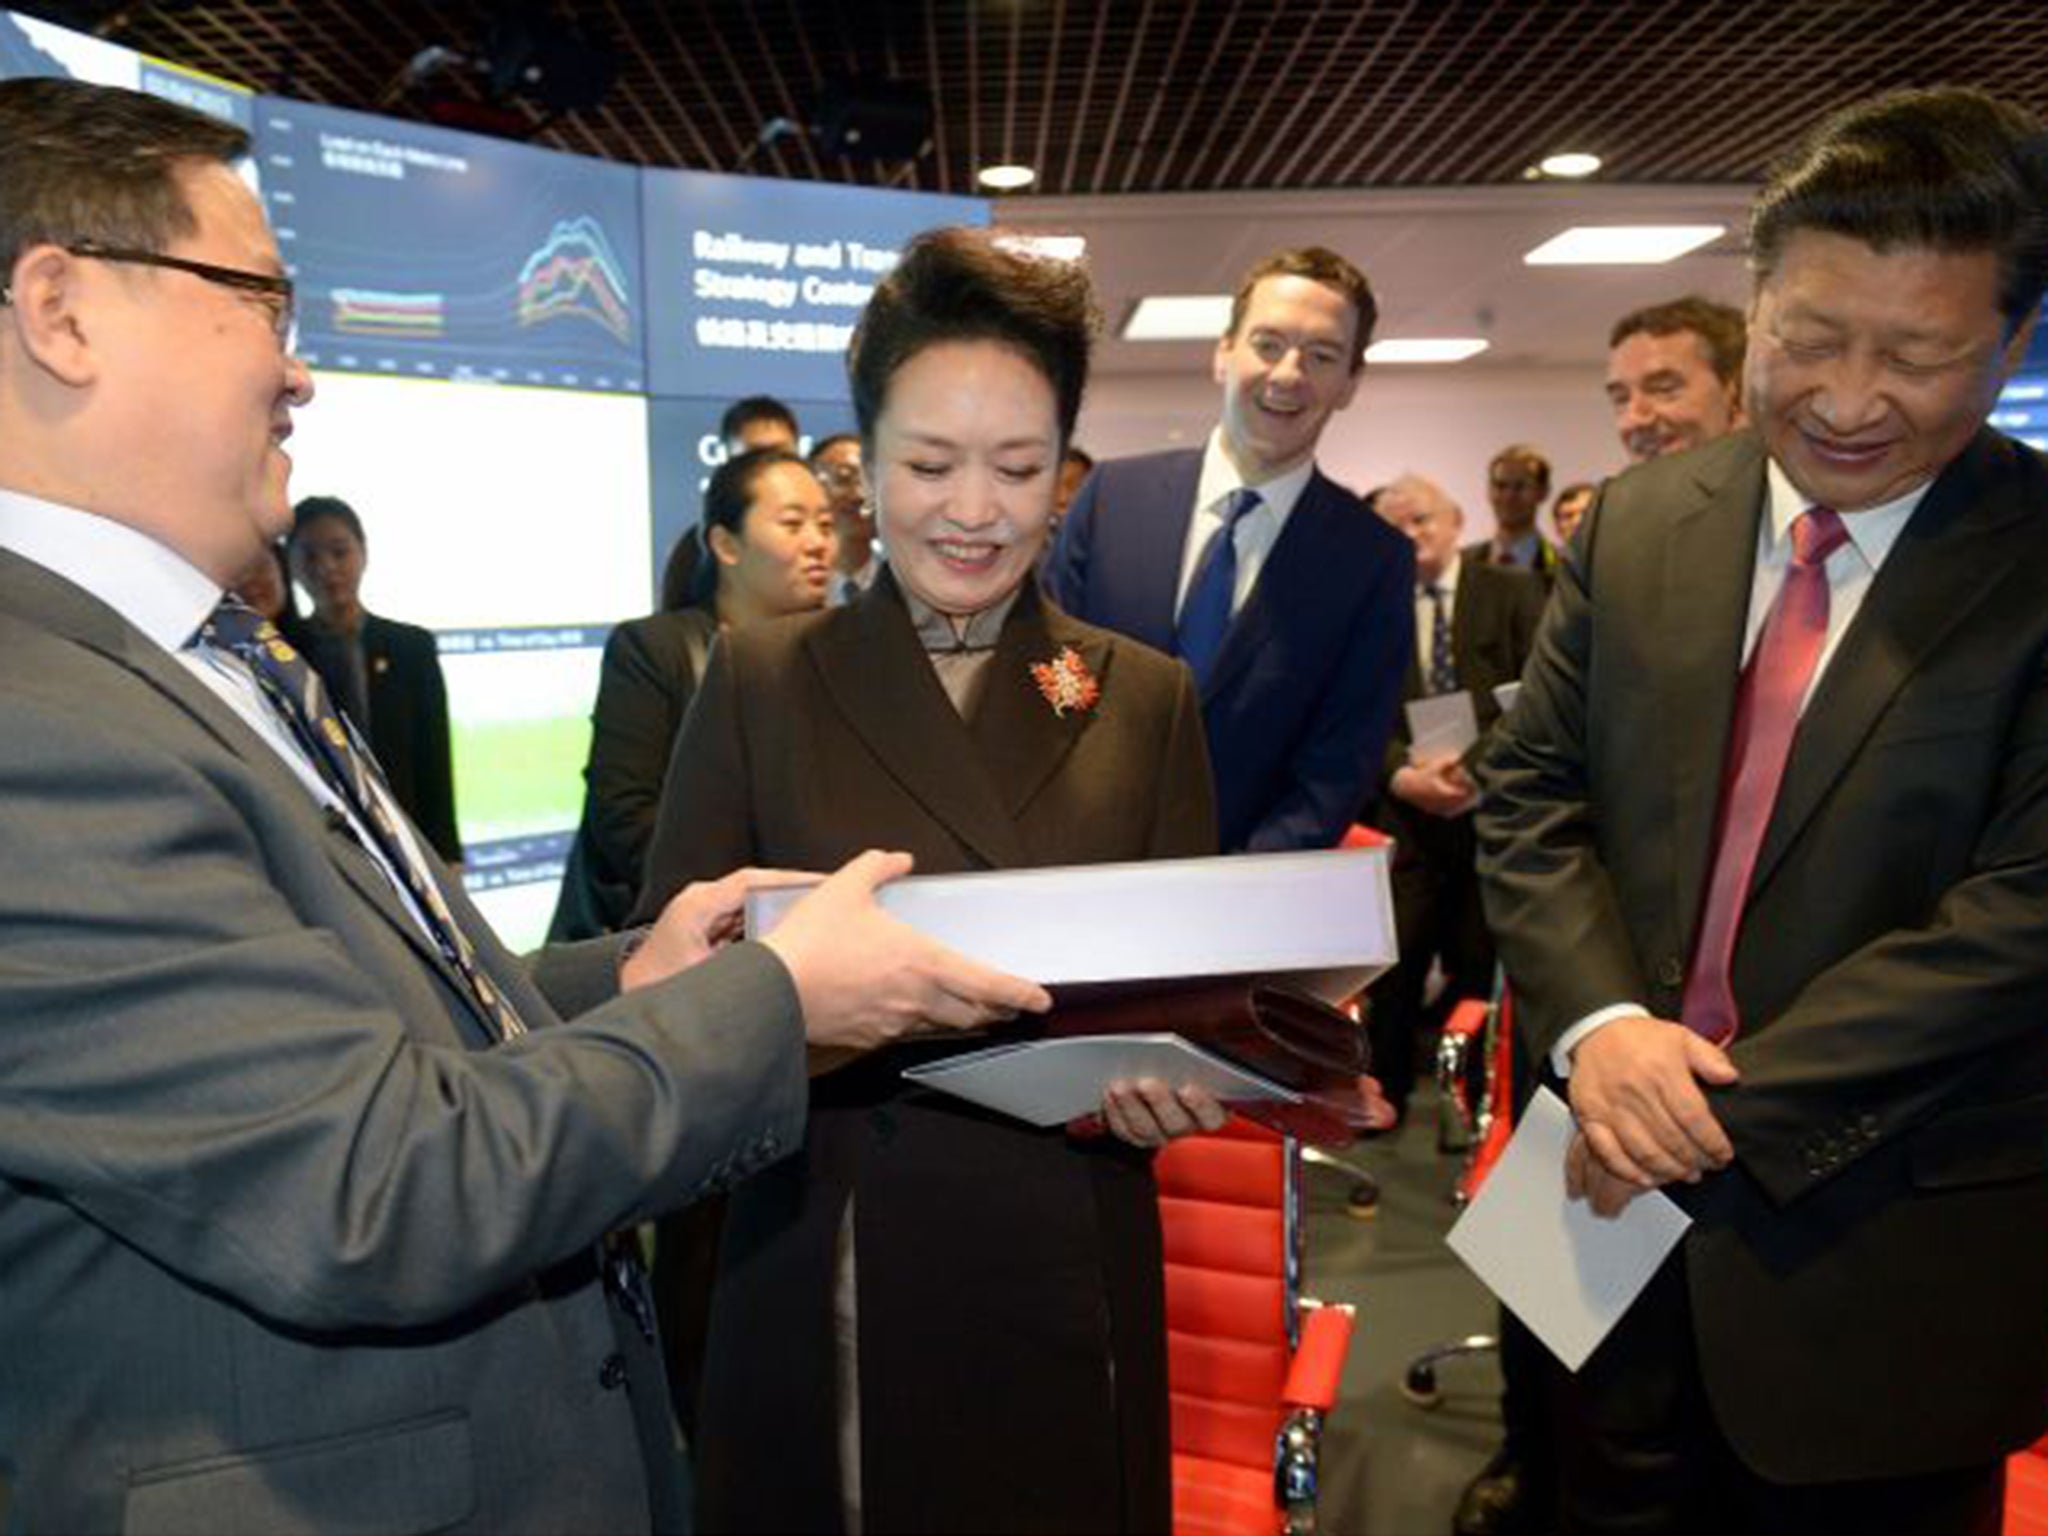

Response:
(636, 228), (1220, 1534)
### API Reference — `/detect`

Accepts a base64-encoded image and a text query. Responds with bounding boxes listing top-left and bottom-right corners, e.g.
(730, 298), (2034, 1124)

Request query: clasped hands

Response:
(1566, 1015), (1740, 1218)
(1391, 749), (1478, 818)
(621, 849), (1229, 1150)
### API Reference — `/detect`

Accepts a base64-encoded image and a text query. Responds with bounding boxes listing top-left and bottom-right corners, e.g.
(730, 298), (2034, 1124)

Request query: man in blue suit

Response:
(1044, 247), (1413, 852)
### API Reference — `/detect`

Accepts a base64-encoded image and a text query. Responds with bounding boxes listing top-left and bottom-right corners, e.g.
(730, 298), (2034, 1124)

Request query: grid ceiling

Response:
(36, 0), (2048, 194)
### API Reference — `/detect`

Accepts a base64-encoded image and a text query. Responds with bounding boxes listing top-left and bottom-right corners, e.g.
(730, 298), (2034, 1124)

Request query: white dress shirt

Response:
(1173, 429), (1318, 620)
(1551, 461), (1930, 1072)
(0, 488), (440, 939)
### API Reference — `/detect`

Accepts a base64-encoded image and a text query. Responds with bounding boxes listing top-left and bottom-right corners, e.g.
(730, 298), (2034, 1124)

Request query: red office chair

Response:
(1157, 1118), (1356, 1536)
(1402, 984), (1516, 1406)
(2006, 1435), (2048, 1536)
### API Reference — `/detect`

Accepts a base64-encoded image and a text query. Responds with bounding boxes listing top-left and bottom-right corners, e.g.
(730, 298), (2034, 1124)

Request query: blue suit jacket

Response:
(1045, 447), (1414, 851)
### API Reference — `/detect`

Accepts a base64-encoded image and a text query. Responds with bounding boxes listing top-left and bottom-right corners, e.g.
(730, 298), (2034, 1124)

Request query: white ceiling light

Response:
(976, 163), (1037, 191)
(1122, 295), (1233, 341)
(994, 233), (1088, 262)
(1365, 338), (1490, 364)
(1537, 151), (1602, 178)
(1524, 225), (1725, 265)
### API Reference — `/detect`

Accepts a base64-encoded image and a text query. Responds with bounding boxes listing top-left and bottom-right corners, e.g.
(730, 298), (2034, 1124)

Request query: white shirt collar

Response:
(0, 487), (221, 652)
(1763, 458), (1925, 571)
(1194, 428), (1318, 526)
(1420, 550), (1462, 597)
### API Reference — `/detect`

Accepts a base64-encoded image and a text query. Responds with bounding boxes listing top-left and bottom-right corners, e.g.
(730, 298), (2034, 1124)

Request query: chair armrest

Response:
(1281, 1300), (1355, 1411)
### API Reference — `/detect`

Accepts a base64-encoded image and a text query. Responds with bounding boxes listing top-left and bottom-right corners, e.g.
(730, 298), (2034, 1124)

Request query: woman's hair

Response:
(290, 494), (365, 547)
(682, 446), (811, 607)
(847, 227), (1098, 449)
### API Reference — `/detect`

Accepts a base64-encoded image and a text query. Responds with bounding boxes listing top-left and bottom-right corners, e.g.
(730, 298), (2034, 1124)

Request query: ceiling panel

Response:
(31, 0), (2048, 195)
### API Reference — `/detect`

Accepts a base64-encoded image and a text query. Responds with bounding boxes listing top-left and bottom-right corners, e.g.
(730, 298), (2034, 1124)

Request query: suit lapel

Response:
(804, 570), (1027, 867)
(1130, 453), (1203, 652)
(0, 553), (494, 1031)
(972, 583), (1108, 820)
(1203, 470), (1336, 702)
(1662, 439), (1769, 942)
(1751, 430), (2030, 896)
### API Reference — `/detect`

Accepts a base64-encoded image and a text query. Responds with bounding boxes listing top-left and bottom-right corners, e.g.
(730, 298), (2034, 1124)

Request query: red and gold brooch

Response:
(1030, 645), (1101, 718)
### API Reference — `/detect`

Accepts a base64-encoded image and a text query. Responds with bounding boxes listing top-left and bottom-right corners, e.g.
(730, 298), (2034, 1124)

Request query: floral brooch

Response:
(1030, 645), (1101, 718)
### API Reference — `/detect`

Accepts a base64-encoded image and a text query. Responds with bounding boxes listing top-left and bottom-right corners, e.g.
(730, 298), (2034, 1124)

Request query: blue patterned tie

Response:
(1176, 487), (1262, 685)
(197, 598), (525, 1041)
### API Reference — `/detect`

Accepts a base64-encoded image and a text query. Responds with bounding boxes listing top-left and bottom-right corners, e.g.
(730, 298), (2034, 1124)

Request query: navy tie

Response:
(197, 597), (525, 1042)
(1176, 487), (1261, 684)
(1426, 584), (1457, 694)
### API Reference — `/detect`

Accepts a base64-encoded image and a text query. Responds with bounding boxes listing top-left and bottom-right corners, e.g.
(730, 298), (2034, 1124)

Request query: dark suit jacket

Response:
(635, 571), (1217, 1533)
(1464, 532), (1562, 588)
(1476, 428), (2048, 1483)
(300, 611), (461, 862)
(551, 604), (719, 940)
(0, 548), (808, 1534)
(1044, 448), (1414, 853)
(1370, 558), (1546, 864)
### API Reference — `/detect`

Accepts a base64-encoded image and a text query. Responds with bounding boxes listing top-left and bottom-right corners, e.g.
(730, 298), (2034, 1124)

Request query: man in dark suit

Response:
(1044, 245), (1414, 852)
(1365, 474), (1543, 1118)
(1466, 443), (1562, 585)
(1605, 294), (1748, 466)
(0, 78), (1044, 1534)
(1476, 86), (2048, 1532)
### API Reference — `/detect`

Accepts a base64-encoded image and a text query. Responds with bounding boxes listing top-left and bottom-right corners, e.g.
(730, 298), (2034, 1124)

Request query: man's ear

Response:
(6, 245), (98, 387)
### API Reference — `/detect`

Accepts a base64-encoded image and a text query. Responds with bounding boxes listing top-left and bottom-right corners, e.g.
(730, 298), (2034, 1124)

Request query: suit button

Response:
(1655, 957), (1685, 989)
(598, 1353), (628, 1390)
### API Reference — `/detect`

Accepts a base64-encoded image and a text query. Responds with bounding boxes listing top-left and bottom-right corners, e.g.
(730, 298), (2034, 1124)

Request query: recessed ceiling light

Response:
(976, 163), (1037, 191)
(1365, 338), (1490, 364)
(1524, 225), (1725, 265)
(1122, 295), (1232, 341)
(1537, 151), (1602, 178)
(994, 233), (1087, 262)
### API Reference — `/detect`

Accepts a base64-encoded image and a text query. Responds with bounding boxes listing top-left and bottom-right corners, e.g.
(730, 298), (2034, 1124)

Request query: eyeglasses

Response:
(815, 462), (865, 488)
(15, 241), (297, 345)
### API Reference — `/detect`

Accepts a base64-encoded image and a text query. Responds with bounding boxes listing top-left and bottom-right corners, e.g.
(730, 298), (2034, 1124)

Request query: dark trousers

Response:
(1367, 818), (1494, 1112)
(1547, 1253), (2004, 1535)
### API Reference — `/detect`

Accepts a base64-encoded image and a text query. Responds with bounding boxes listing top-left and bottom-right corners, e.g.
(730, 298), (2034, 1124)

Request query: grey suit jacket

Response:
(0, 549), (809, 1534)
(1477, 428), (2048, 1482)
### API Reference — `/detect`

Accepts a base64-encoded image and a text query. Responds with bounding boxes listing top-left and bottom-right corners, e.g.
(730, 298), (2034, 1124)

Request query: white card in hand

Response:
(1445, 1087), (1691, 1372)
(1405, 690), (1479, 759)
(902, 1033), (1299, 1127)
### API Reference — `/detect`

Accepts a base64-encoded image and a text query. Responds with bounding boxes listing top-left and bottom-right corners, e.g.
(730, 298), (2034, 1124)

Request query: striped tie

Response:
(198, 598), (525, 1041)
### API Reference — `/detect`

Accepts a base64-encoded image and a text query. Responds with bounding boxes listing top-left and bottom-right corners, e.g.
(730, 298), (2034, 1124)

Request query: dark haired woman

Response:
(637, 228), (1222, 1534)
(288, 496), (462, 863)
(550, 448), (835, 940)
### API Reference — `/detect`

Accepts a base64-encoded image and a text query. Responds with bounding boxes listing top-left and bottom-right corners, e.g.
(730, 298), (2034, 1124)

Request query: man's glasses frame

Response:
(0, 240), (296, 345)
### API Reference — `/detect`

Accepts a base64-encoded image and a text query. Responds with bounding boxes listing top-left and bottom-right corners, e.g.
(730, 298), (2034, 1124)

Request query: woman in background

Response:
(637, 228), (1222, 1535)
(288, 496), (461, 865)
(550, 447), (836, 941)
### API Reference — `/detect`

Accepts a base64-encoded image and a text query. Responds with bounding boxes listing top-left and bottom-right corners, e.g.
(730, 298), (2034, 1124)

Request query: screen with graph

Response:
(255, 96), (645, 392)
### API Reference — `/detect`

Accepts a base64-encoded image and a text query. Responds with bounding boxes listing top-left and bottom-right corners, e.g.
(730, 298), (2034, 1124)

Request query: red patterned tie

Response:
(1681, 506), (1849, 1044)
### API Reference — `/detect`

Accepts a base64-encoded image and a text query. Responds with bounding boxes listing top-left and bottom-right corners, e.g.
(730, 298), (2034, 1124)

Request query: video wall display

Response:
(0, 5), (988, 945)
(0, 7), (250, 127)
(257, 97), (645, 392)
(643, 168), (987, 400)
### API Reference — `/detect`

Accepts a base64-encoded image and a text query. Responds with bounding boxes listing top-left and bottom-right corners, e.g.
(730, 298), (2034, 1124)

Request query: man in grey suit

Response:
(0, 79), (1044, 1535)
